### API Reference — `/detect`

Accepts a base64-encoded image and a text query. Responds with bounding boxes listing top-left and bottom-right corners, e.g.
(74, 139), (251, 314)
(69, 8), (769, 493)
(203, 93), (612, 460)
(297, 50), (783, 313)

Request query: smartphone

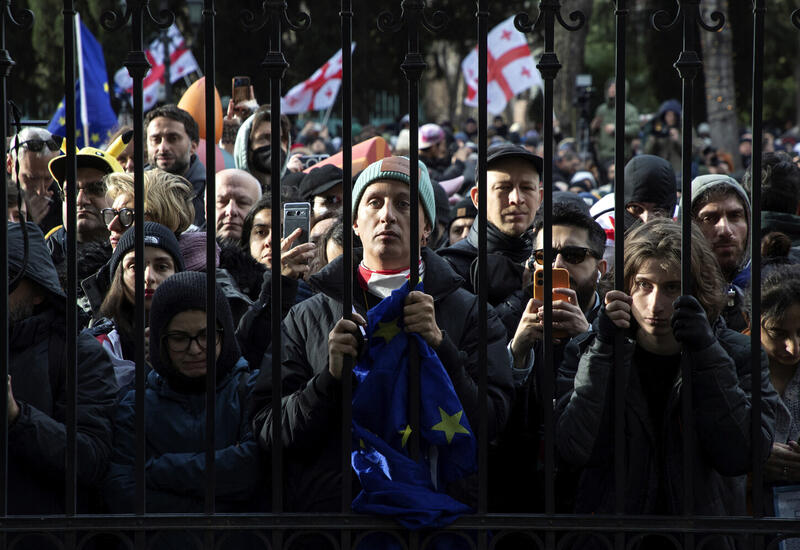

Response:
(232, 76), (251, 103)
(283, 202), (310, 248)
(533, 267), (571, 338)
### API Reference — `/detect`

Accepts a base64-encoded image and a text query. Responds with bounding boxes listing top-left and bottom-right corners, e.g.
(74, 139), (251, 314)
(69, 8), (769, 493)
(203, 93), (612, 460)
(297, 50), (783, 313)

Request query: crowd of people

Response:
(4, 86), (800, 549)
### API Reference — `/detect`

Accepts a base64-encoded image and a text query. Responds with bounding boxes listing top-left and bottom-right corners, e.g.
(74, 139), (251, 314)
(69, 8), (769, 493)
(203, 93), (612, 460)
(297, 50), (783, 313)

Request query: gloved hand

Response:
(596, 306), (617, 344)
(671, 295), (716, 351)
(596, 290), (632, 344)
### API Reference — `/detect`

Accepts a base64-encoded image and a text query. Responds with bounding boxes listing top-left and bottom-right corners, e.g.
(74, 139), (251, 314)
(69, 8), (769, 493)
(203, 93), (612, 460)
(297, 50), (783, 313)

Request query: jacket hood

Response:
(233, 113), (292, 176)
(623, 154), (678, 209)
(657, 99), (682, 122)
(690, 173), (752, 271)
(8, 222), (65, 299)
(309, 247), (464, 306)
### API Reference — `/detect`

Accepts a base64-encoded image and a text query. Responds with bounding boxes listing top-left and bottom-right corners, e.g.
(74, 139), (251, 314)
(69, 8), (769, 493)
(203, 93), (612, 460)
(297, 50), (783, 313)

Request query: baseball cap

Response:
(419, 123), (445, 150)
(299, 164), (344, 201)
(486, 143), (544, 176)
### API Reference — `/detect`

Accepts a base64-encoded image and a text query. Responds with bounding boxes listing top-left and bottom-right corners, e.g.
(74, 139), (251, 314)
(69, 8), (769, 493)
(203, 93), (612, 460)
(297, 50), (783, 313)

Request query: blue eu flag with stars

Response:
(48, 19), (117, 149)
(351, 282), (477, 530)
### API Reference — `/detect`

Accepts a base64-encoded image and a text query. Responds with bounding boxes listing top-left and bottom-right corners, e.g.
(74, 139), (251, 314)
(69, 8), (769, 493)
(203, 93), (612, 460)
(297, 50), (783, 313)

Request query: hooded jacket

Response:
(7, 222), (118, 515)
(644, 99), (683, 173)
(105, 272), (262, 513)
(251, 247), (514, 512)
(233, 112), (292, 178)
(555, 318), (777, 549)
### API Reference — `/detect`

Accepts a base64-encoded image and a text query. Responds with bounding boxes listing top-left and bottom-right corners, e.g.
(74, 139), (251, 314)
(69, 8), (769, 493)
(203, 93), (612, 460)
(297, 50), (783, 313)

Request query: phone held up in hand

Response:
(533, 267), (571, 338)
(232, 76), (251, 103)
(283, 202), (310, 249)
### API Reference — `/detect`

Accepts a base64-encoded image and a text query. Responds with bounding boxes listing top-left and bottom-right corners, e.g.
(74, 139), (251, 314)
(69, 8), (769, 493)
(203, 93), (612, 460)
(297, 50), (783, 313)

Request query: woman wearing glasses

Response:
(105, 271), (262, 526)
(93, 222), (184, 390)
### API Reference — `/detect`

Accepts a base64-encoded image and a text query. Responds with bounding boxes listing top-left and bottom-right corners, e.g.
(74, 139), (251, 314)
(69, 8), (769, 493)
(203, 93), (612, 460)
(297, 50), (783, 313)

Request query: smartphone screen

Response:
(232, 76), (251, 103)
(283, 202), (310, 248)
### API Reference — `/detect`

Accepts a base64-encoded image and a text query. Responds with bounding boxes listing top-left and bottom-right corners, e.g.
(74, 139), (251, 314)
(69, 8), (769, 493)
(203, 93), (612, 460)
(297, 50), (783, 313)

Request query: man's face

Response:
(214, 174), (261, 242)
(625, 201), (672, 224)
(694, 194), (748, 279)
(449, 217), (474, 245)
(630, 258), (681, 343)
(556, 152), (580, 176)
(534, 225), (606, 312)
(477, 158), (542, 237)
(146, 117), (196, 175)
(353, 180), (430, 271)
(9, 278), (44, 325)
(9, 152), (56, 199)
(62, 167), (110, 243)
(312, 183), (343, 219)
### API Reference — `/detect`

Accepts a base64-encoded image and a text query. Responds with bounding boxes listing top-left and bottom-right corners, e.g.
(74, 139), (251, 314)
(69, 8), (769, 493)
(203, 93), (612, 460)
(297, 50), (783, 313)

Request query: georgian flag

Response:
(113, 24), (201, 112)
(462, 15), (542, 115)
(281, 43), (356, 115)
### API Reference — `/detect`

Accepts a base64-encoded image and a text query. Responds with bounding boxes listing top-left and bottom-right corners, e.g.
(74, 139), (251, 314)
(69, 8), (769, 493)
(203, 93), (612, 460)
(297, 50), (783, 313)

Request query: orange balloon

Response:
(177, 77), (223, 143)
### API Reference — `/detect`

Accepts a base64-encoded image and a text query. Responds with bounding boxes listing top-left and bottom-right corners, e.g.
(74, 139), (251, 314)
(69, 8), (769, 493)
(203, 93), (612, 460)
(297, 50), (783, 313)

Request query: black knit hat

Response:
(449, 195), (477, 227)
(109, 221), (185, 278)
(148, 271), (240, 393)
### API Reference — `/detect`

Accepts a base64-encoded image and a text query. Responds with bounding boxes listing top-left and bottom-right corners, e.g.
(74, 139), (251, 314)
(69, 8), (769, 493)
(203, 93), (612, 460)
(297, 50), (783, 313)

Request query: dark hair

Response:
(99, 265), (135, 344)
(762, 231), (792, 261)
(690, 185), (747, 220)
(240, 194), (274, 250)
(755, 265), (800, 328)
(624, 219), (727, 323)
(533, 202), (606, 259)
(144, 104), (199, 144)
(310, 217), (344, 275)
(250, 105), (291, 149)
(742, 151), (800, 213)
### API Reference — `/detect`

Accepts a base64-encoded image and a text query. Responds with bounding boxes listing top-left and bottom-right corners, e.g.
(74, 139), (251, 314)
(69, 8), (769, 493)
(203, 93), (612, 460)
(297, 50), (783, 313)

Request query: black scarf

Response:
(466, 218), (532, 264)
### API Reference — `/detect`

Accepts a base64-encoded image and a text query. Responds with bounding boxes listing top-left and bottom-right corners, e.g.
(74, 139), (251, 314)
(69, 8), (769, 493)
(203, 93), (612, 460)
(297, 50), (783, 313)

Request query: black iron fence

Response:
(1, 0), (799, 549)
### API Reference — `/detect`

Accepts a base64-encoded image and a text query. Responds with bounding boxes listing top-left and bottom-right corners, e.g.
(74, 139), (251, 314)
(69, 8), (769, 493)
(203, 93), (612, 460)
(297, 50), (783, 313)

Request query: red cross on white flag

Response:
(462, 15), (542, 115)
(281, 43), (356, 115)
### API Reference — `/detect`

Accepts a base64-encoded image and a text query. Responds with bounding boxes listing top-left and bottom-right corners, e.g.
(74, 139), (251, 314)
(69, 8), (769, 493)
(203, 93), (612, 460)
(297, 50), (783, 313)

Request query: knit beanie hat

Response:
(351, 156), (436, 226)
(109, 222), (185, 278)
(148, 271), (240, 393)
(690, 173), (752, 267)
(179, 231), (221, 272)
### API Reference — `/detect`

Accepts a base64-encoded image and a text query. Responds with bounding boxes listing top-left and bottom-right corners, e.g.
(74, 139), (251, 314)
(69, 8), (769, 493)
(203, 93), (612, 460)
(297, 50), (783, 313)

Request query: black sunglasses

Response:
(14, 138), (60, 153)
(102, 207), (135, 227)
(533, 246), (599, 266)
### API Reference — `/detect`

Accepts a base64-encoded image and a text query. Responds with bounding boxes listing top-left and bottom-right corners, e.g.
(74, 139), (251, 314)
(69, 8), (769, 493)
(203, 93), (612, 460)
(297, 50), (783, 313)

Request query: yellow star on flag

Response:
(58, 117), (65, 126)
(373, 319), (401, 343)
(431, 407), (470, 444)
(103, 82), (109, 93)
(359, 438), (366, 449)
(75, 129), (81, 138)
(398, 424), (412, 448)
(57, 101), (64, 109)
(90, 133), (100, 144)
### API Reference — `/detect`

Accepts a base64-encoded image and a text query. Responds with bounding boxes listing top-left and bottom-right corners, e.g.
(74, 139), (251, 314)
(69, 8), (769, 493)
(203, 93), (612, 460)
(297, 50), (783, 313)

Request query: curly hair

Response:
(623, 219), (727, 323)
(105, 170), (195, 235)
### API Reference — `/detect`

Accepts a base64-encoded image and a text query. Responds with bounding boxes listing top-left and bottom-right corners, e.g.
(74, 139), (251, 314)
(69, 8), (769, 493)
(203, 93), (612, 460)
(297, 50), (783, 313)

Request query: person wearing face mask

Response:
(233, 105), (292, 192)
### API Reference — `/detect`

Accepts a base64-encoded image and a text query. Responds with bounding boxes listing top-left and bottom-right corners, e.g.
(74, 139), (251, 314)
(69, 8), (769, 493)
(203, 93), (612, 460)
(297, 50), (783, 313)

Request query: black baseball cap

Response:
(299, 164), (344, 201)
(486, 143), (544, 176)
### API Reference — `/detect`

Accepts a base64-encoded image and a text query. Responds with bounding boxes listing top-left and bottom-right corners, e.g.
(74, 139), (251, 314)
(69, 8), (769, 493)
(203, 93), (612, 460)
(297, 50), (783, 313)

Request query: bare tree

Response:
(700, 0), (740, 169)
(552, 0), (594, 136)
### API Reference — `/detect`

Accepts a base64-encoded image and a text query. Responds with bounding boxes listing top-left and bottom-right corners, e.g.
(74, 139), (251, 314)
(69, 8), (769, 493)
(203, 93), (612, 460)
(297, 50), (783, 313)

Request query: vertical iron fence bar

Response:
(519, 8), (585, 545)
(202, 3), (217, 549)
(749, 0), (765, 535)
(0, 0), (20, 537)
(475, 0), (489, 526)
(612, 4), (627, 550)
(653, 4), (724, 546)
(339, 3), (354, 544)
(61, 5), (78, 550)
(101, 4), (172, 548)
(400, 1), (423, 467)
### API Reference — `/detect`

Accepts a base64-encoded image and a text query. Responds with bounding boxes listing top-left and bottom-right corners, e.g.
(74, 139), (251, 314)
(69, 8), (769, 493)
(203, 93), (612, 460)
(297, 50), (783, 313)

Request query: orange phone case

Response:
(533, 268), (571, 338)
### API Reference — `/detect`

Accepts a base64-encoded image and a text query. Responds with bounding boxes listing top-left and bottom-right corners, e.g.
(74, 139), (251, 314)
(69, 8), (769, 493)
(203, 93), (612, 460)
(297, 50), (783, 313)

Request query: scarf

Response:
(357, 260), (425, 299)
(466, 217), (532, 264)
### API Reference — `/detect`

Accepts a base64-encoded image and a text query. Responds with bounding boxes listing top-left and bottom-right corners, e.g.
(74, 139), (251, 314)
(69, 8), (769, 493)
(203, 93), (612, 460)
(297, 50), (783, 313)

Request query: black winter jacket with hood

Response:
(251, 247), (514, 512)
(555, 317), (778, 550)
(7, 222), (118, 515)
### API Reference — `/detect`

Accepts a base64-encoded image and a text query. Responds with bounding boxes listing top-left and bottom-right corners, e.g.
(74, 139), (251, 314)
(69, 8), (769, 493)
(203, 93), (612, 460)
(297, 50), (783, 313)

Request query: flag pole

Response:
(320, 95), (336, 128)
(75, 13), (89, 148)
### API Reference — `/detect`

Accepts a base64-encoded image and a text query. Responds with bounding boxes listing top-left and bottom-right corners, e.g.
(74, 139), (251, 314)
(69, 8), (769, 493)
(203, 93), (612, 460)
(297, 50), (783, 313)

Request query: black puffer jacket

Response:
(251, 247), (514, 512)
(555, 320), (778, 549)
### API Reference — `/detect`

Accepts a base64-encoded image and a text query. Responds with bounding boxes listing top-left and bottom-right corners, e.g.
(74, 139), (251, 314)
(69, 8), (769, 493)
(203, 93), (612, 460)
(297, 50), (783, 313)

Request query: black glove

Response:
(595, 305), (618, 345)
(671, 295), (716, 351)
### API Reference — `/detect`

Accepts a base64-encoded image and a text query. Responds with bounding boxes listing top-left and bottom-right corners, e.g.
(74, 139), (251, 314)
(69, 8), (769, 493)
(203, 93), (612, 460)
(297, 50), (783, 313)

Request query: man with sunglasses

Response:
(7, 128), (62, 233)
(46, 146), (123, 269)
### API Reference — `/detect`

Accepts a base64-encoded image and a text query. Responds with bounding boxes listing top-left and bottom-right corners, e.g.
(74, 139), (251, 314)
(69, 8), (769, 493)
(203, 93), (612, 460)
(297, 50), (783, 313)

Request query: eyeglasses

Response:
(14, 138), (60, 153)
(102, 207), (135, 227)
(532, 246), (599, 265)
(164, 329), (223, 353)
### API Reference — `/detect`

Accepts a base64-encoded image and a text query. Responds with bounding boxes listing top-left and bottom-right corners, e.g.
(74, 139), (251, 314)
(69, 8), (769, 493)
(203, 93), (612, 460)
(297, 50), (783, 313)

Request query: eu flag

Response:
(48, 17), (117, 149)
(351, 282), (477, 530)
